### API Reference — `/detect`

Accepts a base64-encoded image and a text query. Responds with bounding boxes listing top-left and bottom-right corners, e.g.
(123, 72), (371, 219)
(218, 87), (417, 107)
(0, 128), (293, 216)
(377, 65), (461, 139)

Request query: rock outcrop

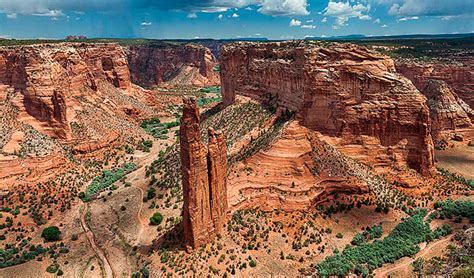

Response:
(221, 41), (435, 176)
(126, 44), (220, 88)
(180, 97), (228, 251)
(422, 80), (473, 138)
(396, 60), (474, 109)
(207, 128), (228, 233)
(0, 43), (131, 140)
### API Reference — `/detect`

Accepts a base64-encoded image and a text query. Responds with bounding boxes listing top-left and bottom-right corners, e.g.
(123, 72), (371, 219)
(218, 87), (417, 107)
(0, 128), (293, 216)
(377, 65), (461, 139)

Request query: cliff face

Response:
(0, 43), (131, 140)
(422, 80), (473, 138)
(396, 60), (474, 109)
(180, 98), (228, 251)
(221, 41), (435, 176)
(126, 44), (220, 88)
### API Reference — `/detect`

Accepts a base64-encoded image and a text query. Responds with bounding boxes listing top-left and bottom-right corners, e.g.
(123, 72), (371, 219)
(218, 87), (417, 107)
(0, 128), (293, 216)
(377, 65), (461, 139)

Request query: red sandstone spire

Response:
(180, 97), (228, 252)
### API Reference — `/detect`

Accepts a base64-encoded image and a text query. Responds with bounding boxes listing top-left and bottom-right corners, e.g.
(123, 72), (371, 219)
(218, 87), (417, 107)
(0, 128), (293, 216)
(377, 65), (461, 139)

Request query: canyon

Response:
(0, 38), (472, 278)
(221, 41), (435, 176)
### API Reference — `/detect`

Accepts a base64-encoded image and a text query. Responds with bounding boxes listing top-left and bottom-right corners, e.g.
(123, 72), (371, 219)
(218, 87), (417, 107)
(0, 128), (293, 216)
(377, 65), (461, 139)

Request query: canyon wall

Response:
(396, 60), (474, 109)
(180, 97), (228, 251)
(422, 80), (473, 138)
(0, 43), (131, 140)
(396, 60), (474, 143)
(221, 41), (435, 176)
(126, 44), (220, 88)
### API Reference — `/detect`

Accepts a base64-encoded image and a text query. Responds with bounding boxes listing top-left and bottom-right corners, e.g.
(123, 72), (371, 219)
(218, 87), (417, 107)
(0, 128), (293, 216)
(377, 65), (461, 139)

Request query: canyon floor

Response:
(0, 38), (473, 278)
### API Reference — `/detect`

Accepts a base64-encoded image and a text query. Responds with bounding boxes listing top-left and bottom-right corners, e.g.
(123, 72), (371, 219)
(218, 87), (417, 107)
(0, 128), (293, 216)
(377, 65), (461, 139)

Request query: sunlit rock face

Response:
(220, 41), (435, 176)
(0, 43), (131, 140)
(180, 97), (228, 251)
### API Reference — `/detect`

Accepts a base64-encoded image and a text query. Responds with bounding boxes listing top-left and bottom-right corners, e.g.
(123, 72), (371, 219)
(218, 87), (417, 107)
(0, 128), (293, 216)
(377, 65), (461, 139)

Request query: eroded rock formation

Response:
(422, 80), (473, 138)
(126, 44), (220, 88)
(221, 41), (435, 176)
(396, 60), (474, 109)
(180, 97), (228, 251)
(0, 43), (131, 140)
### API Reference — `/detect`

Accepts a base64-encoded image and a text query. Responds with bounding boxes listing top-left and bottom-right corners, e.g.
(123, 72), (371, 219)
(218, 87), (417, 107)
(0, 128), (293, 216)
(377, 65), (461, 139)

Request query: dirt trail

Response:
(80, 204), (114, 278)
(375, 235), (454, 277)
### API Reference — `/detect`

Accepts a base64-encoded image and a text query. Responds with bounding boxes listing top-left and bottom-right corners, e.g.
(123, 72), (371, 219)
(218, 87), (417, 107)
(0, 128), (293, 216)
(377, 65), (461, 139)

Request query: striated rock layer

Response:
(126, 44), (220, 88)
(0, 43), (131, 140)
(396, 60), (474, 109)
(180, 97), (228, 251)
(221, 41), (435, 176)
(422, 80), (473, 139)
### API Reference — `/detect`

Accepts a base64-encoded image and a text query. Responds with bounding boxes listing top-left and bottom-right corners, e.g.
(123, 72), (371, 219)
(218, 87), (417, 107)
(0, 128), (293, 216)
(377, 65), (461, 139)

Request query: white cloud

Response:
(6, 12), (16, 19)
(398, 16), (418, 21)
(301, 24), (316, 29)
(381, 24), (388, 27)
(32, 9), (64, 17)
(321, 17), (327, 22)
(218, 14), (224, 19)
(373, 18), (380, 24)
(387, 0), (473, 17)
(258, 0), (309, 16)
(289, 18), (302, 26)
(187, 12), (197, 18)
(441, 15), (458, 21)
(306, 19), (313, 23)
(141, 21), (152, 26)
(0, 0), (310, 17)
(232, 13), (239, 18)
(324, 1), (371, 28)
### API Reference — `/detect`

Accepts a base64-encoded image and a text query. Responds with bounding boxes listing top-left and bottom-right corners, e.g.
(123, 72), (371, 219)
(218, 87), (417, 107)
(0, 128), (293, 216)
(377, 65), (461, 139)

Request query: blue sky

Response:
(0, 1), (473, 39)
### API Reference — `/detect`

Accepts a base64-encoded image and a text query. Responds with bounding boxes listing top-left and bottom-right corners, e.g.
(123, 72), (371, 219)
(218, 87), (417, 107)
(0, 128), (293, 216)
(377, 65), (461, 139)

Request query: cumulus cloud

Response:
(6, 12), (16, 19)
(140, 21), (152, 26)
(301, 24), (316, 29)
(257, 0), (309, 16)
(324, 1), (371, 28)
(289, 18), (302, 26)
(386, 0), (474, 17)
(232, 13), (239, 18)
(218, 14), (224, 19)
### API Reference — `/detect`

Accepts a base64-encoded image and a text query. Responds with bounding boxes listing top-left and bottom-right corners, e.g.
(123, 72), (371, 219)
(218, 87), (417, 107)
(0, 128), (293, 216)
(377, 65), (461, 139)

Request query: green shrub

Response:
(41, 226), (61, 241)
(317, 210), (433, 277)
(249, 260), (257, 267)
(82, 163), (136, 201)
(434, 199), (474, 222)
(46, 263), (59, 273)
(149, 212), (163, 225)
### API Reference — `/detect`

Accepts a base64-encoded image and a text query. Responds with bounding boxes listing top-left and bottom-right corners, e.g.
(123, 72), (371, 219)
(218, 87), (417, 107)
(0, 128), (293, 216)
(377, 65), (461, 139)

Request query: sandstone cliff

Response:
(126, 44), (219, 88)
(422, 80), (473, 138)
(180, 97), (228, 251)
(0, 43), (131, 140)
(396, 60), (474, 109)
(221, 41), (434, 176)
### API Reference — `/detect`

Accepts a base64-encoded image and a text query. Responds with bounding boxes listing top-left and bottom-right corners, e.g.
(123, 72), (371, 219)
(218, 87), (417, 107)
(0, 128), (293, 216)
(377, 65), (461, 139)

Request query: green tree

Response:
(149, 212), (163, 225)
(41, 226), (61, 241)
